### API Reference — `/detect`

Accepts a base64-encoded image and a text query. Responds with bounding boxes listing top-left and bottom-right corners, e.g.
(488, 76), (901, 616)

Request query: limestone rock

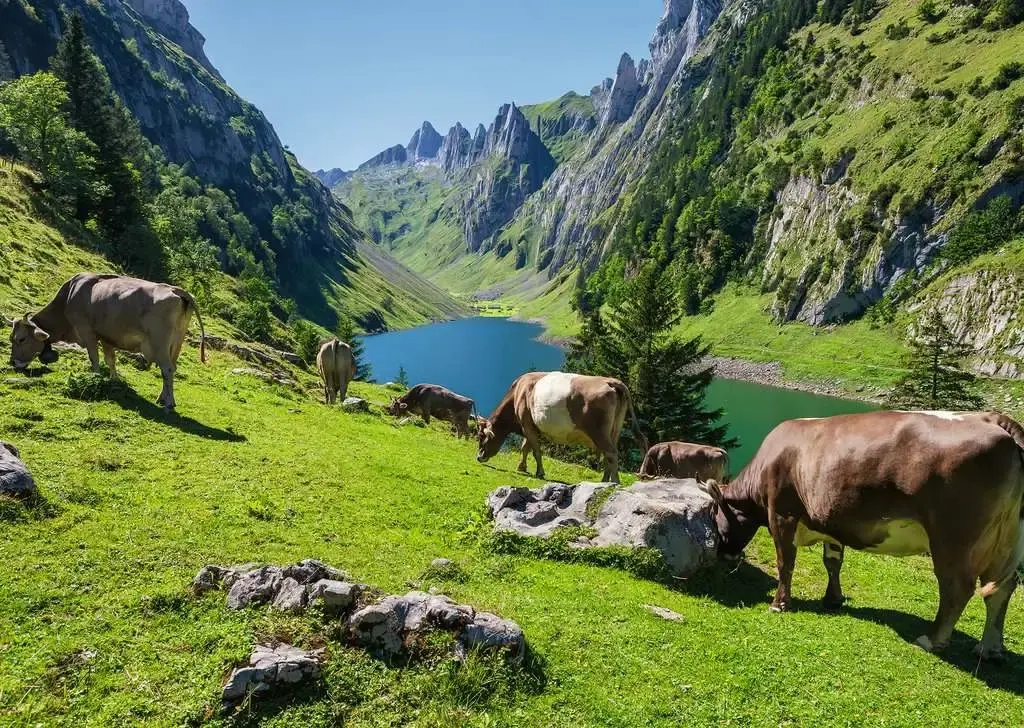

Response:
(487, 482), (612, 538)
(0, 442), (35, 497)
(194, 559), (353, 611)
(308, 579), (360, 613)
(348, 591), (525, 662)
(342, 397), (369, 413)
(272, 577), (308, 614)
(602, 53), (641, 126)
(487, 479), (720, 577)
(407, 121), (444, 161)
(643, 604), (685, 622)
(221, 643), (323, 709)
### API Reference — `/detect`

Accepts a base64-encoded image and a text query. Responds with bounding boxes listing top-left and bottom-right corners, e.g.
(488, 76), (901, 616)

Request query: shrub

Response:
(291, 320), (321, 366)
(885, 19), (911, 38)
(918, 0), (944, 22)
(990, 62), (1024, 91)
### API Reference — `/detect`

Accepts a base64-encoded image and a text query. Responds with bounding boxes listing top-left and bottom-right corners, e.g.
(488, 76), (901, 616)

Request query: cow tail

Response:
(619, 383), (648, 455)
(175, 288), (207, 364)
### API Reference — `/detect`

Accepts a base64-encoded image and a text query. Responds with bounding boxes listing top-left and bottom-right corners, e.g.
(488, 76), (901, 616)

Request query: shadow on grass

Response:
(0, 490), (60, 523)
(63, 373), (246, 443)
(672, 561), (778, 607)
(477, 462), (572, 485)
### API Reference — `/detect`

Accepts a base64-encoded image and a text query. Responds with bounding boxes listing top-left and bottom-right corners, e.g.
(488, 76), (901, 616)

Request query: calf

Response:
(387, 383), (475, 438)
(710, 410), (1024, 659)
(639, 441), (729, 482)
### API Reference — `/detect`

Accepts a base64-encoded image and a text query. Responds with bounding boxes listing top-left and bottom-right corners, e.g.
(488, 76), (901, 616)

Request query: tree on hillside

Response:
(51, 10), (159, 272)
(337, 314), (371, 382)
(885, 307), (985, 411)
(567, 263), (734, 463)
(0, 41), (13, 84)
(0, 72), (95, 191)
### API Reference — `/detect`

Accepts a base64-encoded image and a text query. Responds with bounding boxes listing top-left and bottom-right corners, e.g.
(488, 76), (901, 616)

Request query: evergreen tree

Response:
(51, 10), (158, 272)
(337, 314), (371, 382)
(0, 41), (13, 83)
(885, 308), (986, 411)
(566, 264), (735, 463)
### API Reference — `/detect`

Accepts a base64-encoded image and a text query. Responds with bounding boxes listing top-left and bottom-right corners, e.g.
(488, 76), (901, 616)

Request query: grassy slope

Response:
(3, 337), (1024, 726)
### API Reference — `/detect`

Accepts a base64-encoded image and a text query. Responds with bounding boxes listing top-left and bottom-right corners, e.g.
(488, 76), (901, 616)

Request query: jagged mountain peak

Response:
(407, 121), (444, 160)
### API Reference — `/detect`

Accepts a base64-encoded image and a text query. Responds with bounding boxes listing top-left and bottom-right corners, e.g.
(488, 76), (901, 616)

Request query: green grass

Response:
(3, 324), (1024, 726)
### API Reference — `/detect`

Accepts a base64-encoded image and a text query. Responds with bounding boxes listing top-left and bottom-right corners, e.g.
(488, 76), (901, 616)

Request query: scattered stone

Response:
(222, 643), (324, 710)
(430, 558), (453, 570)
(488, 482), (611, 538)
(384, 382), (405, 391)
(643, 604), (685, 622)
(342, 397), (369, 413)
(308, 579), (360, 613)
(348, 591), (525, 663)
(272, 577), (308, 614)
(487, 479), (720, 578)
(193, 559), (353, 611)
(230, 367), (297, 387)
(0, 441), (36, 497)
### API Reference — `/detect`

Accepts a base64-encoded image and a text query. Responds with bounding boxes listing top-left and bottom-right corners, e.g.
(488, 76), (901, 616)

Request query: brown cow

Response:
(316, 339), (353, 405)
(386, 383), (476, 438)
(708, 410), (1024, 658)
(476, 371), (645, 483)
(7, 273), (205, 411)
(639, 441), (730, 482)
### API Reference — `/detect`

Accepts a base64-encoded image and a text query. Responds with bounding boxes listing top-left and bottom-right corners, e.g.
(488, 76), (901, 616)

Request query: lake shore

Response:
(700, 356), (886, 404)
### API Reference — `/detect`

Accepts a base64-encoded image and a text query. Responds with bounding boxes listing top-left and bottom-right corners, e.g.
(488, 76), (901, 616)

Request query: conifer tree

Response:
(337, 314), (371, 382)
(567, 263), (734, 461)
(885, 307), (985, 411)
(0, 41), (13, 83)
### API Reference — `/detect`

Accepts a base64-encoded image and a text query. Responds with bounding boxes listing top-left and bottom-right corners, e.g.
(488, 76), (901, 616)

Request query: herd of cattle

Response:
(7, 273), (1024, 660)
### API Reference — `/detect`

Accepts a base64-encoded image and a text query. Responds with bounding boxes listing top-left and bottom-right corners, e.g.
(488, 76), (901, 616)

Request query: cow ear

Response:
(399, 402), (408, 411)
(31, 326), (49, 342)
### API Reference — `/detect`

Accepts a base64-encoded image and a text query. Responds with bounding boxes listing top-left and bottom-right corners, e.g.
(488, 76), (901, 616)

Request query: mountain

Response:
(330, 0), (1024, 376)
(0, 0), (465, 331)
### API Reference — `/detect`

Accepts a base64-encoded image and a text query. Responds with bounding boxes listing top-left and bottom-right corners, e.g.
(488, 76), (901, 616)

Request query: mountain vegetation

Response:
(330, 0), (1024, 392)
(0, 0), (466, 341)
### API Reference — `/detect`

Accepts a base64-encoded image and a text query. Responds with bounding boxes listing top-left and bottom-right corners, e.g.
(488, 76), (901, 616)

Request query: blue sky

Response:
(181, 1), (662, 171)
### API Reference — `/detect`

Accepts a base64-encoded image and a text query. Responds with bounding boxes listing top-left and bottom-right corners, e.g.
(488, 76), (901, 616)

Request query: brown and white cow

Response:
(639, 441), (730, 482)
(386, 383), (476, 438)
(476, 371), (645, 483)
(7, 273), (205, 411)
(708, 410), (1024, 658)
(316, 339), (354, 405)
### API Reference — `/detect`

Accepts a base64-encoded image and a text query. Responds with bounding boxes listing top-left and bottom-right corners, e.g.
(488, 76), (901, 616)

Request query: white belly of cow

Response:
(795, 519), (929, 556)
(531, 373), (582, 443)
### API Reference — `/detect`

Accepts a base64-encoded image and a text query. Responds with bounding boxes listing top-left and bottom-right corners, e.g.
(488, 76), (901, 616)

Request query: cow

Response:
(7, 273), (205, 411)
(707, 410), (1024, 659)
(639, 441), (730, 482)
(386, 383), (476, 438)
(316, 339), (354, 405)
(476, 371), (645, 483)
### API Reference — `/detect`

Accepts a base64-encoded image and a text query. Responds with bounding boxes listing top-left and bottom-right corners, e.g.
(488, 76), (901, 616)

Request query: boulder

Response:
(488, 482), (611, 538)
(193, 560), (356, 612)
(342, 397), (369, 413)
(221, 643), (324, 710)
(487, 479), (720, 578)
(308, 579), (360, 613)
(0, 442), (36, 497)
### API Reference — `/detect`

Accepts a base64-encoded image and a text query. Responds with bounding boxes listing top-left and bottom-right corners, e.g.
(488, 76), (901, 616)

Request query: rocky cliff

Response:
(0, 0), (465, 329)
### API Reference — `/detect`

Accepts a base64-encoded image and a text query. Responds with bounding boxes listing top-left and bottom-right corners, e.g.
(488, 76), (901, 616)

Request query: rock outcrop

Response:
(221, 644), (324, 711)
(407, 121), (444, 161)
(600, 53), (642, 126)
(0, 442), (35, 497)
(487, 479), (721, 578)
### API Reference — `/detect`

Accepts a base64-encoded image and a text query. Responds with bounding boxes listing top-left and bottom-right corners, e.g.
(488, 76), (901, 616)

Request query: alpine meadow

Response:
(2, 0), (1024, 726)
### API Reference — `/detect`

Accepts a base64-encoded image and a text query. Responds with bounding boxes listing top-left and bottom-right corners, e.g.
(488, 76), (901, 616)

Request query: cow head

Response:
(7, 315), (55, 371)
(700, 479), (761, 565)
(386, 398), (408, 417)
(476, 417), (501, 462)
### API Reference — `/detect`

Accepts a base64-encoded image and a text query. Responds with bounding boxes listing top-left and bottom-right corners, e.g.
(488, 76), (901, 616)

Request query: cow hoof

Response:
(974, 643), (1007, 661)
(914, 635), (947, 653)
(822, 595), (847, 611)
(769, 604), (787, 614)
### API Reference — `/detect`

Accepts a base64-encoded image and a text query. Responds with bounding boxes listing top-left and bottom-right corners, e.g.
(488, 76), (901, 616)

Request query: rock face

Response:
(0, 442), (35, 497)
(359, 144), (409, 171)
(487, 479), (720, 578)
(221, 644), (324, 710)
(407, 121), (444, 161)
(601, 53), (642, 126)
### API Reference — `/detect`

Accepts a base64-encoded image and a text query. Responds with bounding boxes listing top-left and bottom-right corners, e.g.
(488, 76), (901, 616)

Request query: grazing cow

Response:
(476, 371), (645, 483)
(7, 273), (205, 411)
(316, 339), (353, 405)
(639, 441), (730, 482)
(708, 410), (1024, 658)
(386, 383), (476, 438)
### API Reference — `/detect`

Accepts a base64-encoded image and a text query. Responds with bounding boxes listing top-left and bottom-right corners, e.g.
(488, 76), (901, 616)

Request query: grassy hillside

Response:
(3, 316), (1024, 725)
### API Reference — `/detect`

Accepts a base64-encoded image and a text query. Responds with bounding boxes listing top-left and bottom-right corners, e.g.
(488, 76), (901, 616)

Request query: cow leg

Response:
(822, 543), (846, 609)
(339, 375), (350, 401)
(517, 437), (531, 473)
(81, 333), (101, 373)
(918, 557), (975, 652)
(769, 513), (799, 613)
(157, 360), (176, 411)
(589, 430), (618, 483)
(975, 557), (1020, 659)
(101, 342), (120, 380)
(520, 424), (545, 479)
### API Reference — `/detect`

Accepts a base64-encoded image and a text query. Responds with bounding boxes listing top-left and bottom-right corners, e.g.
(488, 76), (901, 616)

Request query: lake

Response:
(360, 317), (874, 471)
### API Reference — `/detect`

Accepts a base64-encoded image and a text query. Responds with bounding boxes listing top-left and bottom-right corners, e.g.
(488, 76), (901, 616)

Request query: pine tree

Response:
(51, 10), (157, 273)
(337, 314), (371, 382)
(567, 264), (735, 462)
(885, 307), (986, 411)
(0, 41), (14, 83)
